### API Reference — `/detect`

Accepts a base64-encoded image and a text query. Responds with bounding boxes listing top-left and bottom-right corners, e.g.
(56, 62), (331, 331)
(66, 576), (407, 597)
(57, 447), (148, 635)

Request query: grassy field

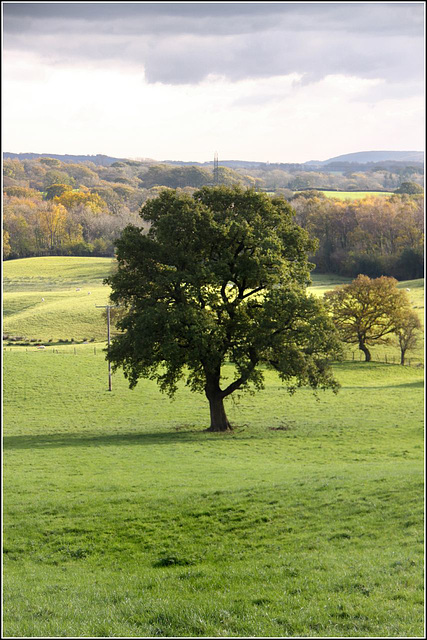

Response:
(3, 257), (114, 342)
(3, 352), (424, 637)
(3, 256), (425, 637)
(320, 191), (394, 200)
(3, 256), (116, 292)
(4, 258), (423, 365)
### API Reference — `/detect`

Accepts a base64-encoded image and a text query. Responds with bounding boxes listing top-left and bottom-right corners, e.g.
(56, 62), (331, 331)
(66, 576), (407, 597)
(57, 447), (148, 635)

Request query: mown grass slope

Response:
(3, 257), (114, 342)
(3, 256), (115, 291)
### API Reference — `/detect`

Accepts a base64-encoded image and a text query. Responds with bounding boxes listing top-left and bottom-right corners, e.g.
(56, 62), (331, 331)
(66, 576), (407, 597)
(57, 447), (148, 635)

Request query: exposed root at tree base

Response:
(204, 425), (233, 433)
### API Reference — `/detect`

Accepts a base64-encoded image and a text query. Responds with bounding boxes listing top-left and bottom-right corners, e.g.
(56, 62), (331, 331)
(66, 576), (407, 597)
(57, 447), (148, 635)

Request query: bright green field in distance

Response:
(3, 257), (424, 364)
(319, 191), (394, 200)
(3, 350), (424, 637)
(3, 287), (112, 343)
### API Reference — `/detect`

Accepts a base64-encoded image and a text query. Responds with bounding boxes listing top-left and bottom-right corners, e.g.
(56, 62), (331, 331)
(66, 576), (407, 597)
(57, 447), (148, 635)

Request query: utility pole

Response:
(95, 304), (120, 391)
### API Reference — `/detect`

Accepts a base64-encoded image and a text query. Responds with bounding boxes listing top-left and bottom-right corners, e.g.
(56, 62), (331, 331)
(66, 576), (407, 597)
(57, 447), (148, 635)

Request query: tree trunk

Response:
(358, 340), (371, 362)
(400, 348), (406, 366)
(205, 384), (232, 432)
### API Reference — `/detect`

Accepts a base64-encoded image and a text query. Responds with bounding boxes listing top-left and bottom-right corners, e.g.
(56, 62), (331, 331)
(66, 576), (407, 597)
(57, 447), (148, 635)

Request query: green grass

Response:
(3, 288), (112, 342)
(3, 256), (115, 291)
(3, 259), (424, 365)
(3, 257), (114, 342)
(3, 256), (425, 636)
(3, 352), (424, 637)
(320, 191), (394, 200)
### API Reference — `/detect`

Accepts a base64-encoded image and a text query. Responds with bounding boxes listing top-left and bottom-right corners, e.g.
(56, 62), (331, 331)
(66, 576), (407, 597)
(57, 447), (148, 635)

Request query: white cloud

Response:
(2, 3), (424, 160)
(2, 53), (423, 162)
(3, 3), (424, 86)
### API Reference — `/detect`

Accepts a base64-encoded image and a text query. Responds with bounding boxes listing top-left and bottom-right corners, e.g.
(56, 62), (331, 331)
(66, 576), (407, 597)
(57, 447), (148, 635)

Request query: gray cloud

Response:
(3, 2), (424, 89)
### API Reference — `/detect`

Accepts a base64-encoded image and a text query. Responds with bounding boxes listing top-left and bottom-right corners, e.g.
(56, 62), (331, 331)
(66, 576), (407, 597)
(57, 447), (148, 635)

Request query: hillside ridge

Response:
(5, 150), (424, 168)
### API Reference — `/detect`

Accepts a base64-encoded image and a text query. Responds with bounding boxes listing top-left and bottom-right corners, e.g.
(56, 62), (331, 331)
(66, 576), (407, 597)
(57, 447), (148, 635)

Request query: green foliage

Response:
(107, 187), (342, 430)
(140, 164), (213, 189)
(397, 248), (424, 280)
(44, 183), (73, 200)
(291, 189), (328, 200)
(3, 229), (12, 259)
(43, 169), (76, 189)
(394, 181), (424, 195)
(38, 157), (62, 167)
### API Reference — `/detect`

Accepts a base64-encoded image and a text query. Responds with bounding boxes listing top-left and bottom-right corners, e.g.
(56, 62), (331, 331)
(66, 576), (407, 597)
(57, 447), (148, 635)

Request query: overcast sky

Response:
(2, 2), (425, 163)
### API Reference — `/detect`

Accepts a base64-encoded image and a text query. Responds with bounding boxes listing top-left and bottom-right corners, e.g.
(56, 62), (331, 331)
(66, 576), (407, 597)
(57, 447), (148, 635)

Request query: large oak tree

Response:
(106, 187), (341, 431)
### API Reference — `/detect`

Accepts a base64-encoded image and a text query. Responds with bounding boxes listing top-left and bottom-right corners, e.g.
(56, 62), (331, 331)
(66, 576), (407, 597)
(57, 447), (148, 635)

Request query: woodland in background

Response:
(3, 156), (424, 280)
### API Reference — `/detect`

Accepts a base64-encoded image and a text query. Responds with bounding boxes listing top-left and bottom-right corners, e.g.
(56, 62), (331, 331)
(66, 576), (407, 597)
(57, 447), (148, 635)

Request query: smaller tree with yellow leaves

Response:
(324, 274), (411, 362)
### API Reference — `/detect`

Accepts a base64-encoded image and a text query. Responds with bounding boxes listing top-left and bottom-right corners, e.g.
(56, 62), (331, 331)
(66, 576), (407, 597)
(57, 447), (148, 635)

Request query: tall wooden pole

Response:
(107, 305), (112, 391)
(95, 304), (120, 391)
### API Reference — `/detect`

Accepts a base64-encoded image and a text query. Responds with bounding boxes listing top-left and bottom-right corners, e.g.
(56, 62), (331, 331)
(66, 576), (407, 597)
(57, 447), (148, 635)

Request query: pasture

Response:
(2, 256), (425, 637)
(320, 191), (394, 200)
(3, 257), (114, 343)
(4, 257), (424, 365)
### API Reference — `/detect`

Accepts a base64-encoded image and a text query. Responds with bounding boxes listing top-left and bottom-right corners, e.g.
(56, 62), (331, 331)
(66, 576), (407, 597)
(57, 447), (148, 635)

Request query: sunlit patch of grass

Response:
(3, 256), (115, 291)
(320, 191), (394, 200)
(3, 257), (114, 342)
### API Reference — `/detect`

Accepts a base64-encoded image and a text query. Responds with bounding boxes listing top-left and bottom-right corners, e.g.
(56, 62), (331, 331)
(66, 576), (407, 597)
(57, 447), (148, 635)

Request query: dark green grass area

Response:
(3, 352), (424, 637)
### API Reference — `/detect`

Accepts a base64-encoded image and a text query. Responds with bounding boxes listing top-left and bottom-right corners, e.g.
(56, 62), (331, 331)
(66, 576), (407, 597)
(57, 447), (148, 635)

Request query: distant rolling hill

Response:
(3, 152), (126, 166)
(4, 150), (424, 169)
(311, 150), (424, 165)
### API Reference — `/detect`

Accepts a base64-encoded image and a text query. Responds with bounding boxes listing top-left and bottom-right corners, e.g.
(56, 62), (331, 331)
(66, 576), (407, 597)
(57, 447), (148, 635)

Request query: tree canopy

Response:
(394, 309), (422, 365)
(394, 181), (424, 195)
(106, 186), (341, 431)
(324, 274), (412, 361)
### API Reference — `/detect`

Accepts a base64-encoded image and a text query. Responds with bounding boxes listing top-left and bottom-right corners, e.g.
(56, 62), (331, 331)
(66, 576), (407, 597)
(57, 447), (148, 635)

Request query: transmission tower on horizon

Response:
(213, 151), (219, 185)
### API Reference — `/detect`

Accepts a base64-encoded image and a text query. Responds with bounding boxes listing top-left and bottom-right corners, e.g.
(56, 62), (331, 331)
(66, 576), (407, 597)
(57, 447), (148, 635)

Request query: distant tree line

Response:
(2, 157), (424, 281)
(290, 191), (424, 280)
